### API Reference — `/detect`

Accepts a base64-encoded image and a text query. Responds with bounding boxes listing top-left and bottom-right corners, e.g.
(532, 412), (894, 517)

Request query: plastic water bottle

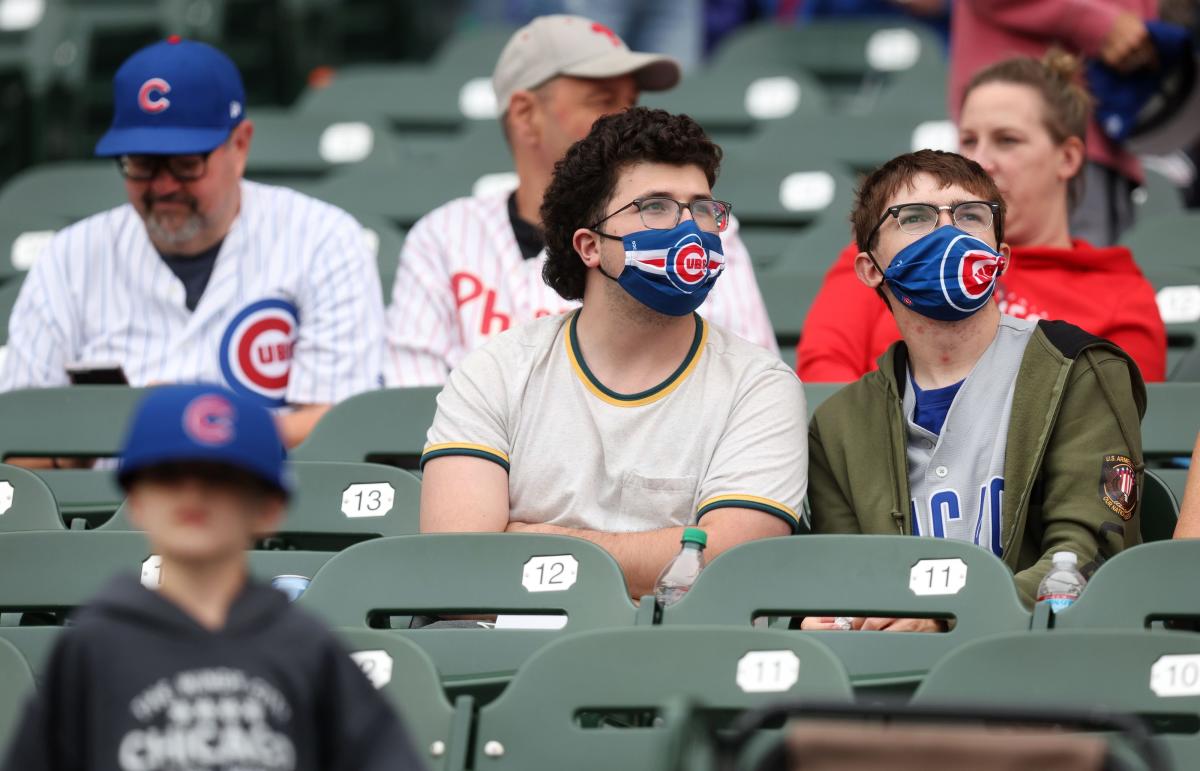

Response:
(654, 527), (708, 608)
(1036, 551), (1087, 613)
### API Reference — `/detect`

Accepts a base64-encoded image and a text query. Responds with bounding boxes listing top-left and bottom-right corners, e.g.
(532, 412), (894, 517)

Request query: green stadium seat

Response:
(0, 463), (64, 532)
(297, 534), (640, 699)
(709, 20), (946, 110)
(1134, 168), (1187, 219)
(334, 628), (471, 771)
(0, 635), (34, 754)
(0, 386), (145, 461)
(0, 161), (124, 223)
(471, 627), (855, 771)
(1142, 383), (1200, 463)
(1141, 469), (1180, 542)
(716, 148), (856, 229)
(1141, 266), (1200, 380)
(1155, 467), (1190, 506)
(244, 110), (401, 179)
(0, 277), (20, 350)
(911, 630), (1200, 769)
(34, 468), (126, 529)
(642, 67), (830, 137)
(1047, 540), (1200, 631)
(100, 461), (421, 548)
(291, 387), (439, 466)
(755, 268), (827, 347)
(660, 535), (1032, 694)
(1122, 211), (1200, 270)
(295, 26), (514, 130)
(803, 382), (846, 416)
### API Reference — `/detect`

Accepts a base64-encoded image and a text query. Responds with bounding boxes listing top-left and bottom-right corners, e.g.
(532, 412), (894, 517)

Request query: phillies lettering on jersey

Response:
(0, 180), (384, 406)
(385, 190), (777, 387)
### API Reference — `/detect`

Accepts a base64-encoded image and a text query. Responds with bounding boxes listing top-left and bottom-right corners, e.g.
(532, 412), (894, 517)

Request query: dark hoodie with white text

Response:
(2, 574), (425, 771)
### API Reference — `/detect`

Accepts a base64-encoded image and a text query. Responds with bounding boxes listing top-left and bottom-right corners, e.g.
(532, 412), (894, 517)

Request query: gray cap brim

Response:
(559, 50), (681, 92)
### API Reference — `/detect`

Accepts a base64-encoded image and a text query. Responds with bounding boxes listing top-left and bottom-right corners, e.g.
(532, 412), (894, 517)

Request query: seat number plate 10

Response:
(1151, 655), (1200, 697)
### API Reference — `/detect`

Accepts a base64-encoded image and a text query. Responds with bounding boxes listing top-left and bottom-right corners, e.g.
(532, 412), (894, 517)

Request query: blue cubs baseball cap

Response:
(118, 384), (291, 498)
(95, 36), (246, 157)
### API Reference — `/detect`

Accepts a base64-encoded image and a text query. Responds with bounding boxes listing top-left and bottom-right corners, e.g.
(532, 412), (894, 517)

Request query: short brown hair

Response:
(540, 107), (721, 301)
(851, 149), (1005, 252)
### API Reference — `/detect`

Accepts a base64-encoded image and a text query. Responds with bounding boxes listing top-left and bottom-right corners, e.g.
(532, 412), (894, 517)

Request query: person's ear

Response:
(997, 242), (1012, 275)
(506, 90), (541, 148)
(229, 120), (253, 177)
(125, 488), (147, 530)
(1057, 135), (1085, 182)
(854, 250), (884, 289)
(573, 227), (604, 269)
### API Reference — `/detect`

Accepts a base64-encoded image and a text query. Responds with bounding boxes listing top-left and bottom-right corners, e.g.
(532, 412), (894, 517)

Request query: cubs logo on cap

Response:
(940, 233), (1005, 313)
(182, 393), (235, 446)
(138, 78), (171, 113)
(219, 298), (299, 407)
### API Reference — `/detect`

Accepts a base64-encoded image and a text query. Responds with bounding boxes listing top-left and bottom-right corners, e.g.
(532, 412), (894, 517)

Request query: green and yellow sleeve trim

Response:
(565, 310), (707, 408)
(697, 494), (801, 533)
(420, 442), (510, 472)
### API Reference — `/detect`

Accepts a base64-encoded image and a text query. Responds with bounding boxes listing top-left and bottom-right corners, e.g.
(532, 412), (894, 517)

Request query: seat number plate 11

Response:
(909, 558), (968, 596)
(737, 650), (800, 693)
(521, 555), (579, 592)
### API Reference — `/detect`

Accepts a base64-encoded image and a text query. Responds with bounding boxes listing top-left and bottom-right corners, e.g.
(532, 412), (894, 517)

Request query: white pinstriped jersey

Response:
(385, 191), (778, 387)
(0, 180), (385, 407)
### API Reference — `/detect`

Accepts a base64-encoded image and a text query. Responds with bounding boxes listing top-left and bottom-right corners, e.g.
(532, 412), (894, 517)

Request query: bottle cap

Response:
(1052, 551), (1078, 567)
(681, 527), (707, 547)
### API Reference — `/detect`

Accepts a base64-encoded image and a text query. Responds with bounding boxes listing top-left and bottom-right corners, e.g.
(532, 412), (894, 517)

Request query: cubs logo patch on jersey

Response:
(219, 298), (299, 407)
(1100, 454), (1138, 520)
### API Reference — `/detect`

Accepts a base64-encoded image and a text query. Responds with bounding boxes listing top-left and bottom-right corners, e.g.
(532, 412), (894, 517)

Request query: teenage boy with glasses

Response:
(419, 108), (807, 600)
(805, 150), (1145, 626)
(0, 37), (384, 447)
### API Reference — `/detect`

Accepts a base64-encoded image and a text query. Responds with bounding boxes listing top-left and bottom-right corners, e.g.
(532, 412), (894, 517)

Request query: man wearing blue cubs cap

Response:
(3, 384), (426, 771)
(0, 37), (386, 448)
(805, 150), (1145, 627)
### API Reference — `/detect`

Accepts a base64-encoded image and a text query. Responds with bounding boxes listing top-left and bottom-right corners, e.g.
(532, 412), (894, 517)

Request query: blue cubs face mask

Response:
(598, 220), (725, 317)
(878, 225), (1007, 322)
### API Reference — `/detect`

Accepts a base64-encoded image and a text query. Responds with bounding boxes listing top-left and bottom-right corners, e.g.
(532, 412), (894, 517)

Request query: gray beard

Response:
(143, 210), (206, 250)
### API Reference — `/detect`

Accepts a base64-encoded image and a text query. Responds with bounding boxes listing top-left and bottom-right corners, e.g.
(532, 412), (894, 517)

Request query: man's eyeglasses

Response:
(591, 197), (733, 235)
(867, 200), (1001, 248)
(116, 152), (213, 182)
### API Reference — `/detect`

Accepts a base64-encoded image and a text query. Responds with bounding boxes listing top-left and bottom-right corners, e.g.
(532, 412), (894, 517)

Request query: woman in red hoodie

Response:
(796, 52), (1167, 383)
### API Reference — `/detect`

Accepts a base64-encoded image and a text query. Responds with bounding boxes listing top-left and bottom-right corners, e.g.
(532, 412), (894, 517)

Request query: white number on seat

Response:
(1151, 655), (1200, 697)
(521, 555), (578, 592)
(351, 650), (394, 689)
(0, 480), (12, 515)
(736, 650), (800, 693)
(341, 483), (395, 518)
(909, 558), (968, 596)
(141, 555), (162, 589)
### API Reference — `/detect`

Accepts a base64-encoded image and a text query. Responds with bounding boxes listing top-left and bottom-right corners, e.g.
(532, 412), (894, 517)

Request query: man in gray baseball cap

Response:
(385, 15), (777, 387)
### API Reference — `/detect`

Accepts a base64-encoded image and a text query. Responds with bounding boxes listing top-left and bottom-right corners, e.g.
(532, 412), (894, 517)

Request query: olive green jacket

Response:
(808, 320), (1147, 606)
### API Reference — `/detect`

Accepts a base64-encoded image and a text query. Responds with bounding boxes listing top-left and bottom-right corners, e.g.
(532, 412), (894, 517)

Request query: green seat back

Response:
(912, 630), (1200, 769)
(0, 386), (146, 460)
(292, 387), (439, 465)
(33, 468), (124, 529)
(803, 383), (845, 417)
(642, 67), (830, 135)
(101, 461), (421, 546)
(0, 635), (34, 753)
(298, 534), (639, 693)
(757, 269), (831, 347)
(245, 110), (400, 178)
(1141, 469), (1180, 542)
(472, 626), (854, 771)
(715, 151), (856, 229)
(662, 536), (1031, 689)
(1051, 541), (1200, 630)
(0, 161), (124, 223)
(334, 628), (470, 771)
(1122, 212), (1200, 269)
(0, 463), (62, 532)
(1143, 383), (1200, 461)
(1155, 468), (1190, 509)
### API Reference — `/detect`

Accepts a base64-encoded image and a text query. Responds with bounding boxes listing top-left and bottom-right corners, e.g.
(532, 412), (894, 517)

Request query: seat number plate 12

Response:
(909, 558), (968, 596)
(521, 555), (579, 592)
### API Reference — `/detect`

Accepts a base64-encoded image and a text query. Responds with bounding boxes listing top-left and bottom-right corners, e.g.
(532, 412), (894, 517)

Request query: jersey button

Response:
(934, 465), (949, 478)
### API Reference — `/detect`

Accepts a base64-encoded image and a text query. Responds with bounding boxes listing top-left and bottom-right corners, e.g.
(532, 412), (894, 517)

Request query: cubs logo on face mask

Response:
(615, 222), (725, 316)
(219, 298), (299, 407)
(882, 226), (1006, 322)
(182, 393), (236, 446)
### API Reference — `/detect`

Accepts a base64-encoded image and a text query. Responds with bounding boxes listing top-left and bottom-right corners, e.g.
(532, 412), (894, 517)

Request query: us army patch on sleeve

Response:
(1100, 454), (1137, 520)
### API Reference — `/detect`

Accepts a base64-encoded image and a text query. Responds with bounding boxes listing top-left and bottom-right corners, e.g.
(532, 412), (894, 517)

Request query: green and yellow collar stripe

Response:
(565, 310), (707, 408)
(697, 495), (801, 533)
(420, 442), (510, 472)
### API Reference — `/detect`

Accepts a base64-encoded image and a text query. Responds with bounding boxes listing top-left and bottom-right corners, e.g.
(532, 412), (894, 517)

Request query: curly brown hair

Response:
(540, 107), (722, 301)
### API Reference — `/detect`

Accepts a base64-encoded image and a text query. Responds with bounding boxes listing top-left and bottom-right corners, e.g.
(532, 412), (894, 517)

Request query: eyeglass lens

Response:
(638, 197), (729, 233)
(894, 202), (992, 235)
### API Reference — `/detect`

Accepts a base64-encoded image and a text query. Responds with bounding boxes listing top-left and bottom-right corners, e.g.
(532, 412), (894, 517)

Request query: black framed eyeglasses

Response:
(116, 151), (214, 182)
(591, 197), (733, 235)
(867, 200), (1001, 249)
